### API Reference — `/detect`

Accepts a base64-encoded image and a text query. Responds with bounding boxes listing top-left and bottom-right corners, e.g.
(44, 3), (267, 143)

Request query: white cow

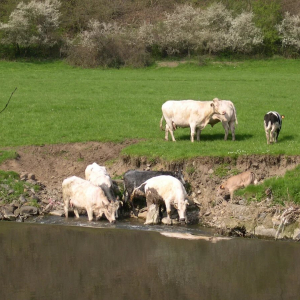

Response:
(63, 176), (119, 223)
(131, 175), (189, 225)
(208, 99), (238, 141)
(160, 98), (225, 142)
(85, 162), (119, 217)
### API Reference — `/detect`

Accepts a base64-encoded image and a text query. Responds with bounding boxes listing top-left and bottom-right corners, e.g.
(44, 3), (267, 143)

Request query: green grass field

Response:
(0, 58), (299, 160)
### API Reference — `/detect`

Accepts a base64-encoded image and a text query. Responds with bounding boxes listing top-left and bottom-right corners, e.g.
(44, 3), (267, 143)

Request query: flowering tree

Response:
(137, 3), (263, 56)
(227, 12), (263, 53)
(277, 12), (300, 51)
(0, 0), (61, 53)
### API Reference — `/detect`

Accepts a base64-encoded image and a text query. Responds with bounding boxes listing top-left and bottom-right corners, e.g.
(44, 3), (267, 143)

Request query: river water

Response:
(1, 217), (300, 300)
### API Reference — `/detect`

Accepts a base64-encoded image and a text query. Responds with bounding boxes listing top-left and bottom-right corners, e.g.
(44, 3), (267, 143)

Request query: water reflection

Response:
(0, 221), (300, 300)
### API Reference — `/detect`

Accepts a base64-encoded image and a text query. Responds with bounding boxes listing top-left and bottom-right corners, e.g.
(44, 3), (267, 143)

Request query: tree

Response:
(0, 0), (61, 55)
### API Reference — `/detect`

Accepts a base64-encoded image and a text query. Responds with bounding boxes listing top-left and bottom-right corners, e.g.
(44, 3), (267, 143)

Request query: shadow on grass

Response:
(176, 133), (253, 141)
(279, 135), (295, 142)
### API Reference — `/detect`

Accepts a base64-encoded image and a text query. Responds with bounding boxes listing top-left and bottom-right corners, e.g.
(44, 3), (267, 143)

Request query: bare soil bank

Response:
(1, 141), (300, 239)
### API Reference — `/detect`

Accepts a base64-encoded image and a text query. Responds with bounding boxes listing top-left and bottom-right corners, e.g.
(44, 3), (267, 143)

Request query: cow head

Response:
(217, 184), (230, 200)
(175, 199), (189, 223)
(101, 201), (120, 223)
(212, 98), (226, 116)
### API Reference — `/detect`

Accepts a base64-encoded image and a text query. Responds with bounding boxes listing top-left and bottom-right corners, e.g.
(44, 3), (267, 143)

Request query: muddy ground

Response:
(1, 141), (300, 239)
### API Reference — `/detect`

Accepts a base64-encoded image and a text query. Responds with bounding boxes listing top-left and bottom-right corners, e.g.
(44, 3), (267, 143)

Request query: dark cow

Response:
(123, 169), (185, 204)
(264, 111), (285, 144)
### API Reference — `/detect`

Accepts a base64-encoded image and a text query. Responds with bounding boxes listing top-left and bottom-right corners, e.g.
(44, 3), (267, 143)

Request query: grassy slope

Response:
(0, 59), (299, 160)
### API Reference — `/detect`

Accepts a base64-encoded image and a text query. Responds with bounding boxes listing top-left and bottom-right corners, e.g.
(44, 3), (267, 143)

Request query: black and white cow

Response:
(123, 169), (185, 204)
(264, 111), (285, 144)
(131, 175), (189, 224)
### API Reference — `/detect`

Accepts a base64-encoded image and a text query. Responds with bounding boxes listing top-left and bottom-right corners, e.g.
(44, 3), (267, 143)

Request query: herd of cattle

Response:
(63, 98), (284, 224)
(160, 97), (284, 144)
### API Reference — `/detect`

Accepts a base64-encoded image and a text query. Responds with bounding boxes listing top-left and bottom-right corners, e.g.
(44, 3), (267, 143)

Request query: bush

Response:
(67, 20), (152, 68)
(0, 0), (61, 57)
(277, 12), (300, 55)
(138, 3), (263, 56)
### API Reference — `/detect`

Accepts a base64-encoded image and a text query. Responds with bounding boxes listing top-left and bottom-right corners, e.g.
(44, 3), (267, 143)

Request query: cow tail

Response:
(233, 104), (238, 126)
(130, 182), (147, 202)
(160, 115), (165, 131)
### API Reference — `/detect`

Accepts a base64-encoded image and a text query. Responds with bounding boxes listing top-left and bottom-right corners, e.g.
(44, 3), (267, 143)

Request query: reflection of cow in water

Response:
(131, 175), (189, 225)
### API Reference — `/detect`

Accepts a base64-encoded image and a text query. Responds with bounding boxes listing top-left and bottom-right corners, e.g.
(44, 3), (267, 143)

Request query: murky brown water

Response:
(1, 219), (300, 300)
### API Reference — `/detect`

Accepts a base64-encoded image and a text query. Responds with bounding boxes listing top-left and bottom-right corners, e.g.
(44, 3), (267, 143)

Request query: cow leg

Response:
(86, 207), (94, 221)
(63, 198), (69, 218)
(222, 122), (229, 140)
(230, 191), (234, 201)
(165, 124), (170, 141)
(165, 201), (172, 224)
(73, 208), (80, 219)
(196, 128), (201, 141)
(265, 129), (270, 144)
(270, 126), (276, 143)
(275, 128), (280, 142)
(229, 121), (235, 141)
(190, 125), (196, 142)
(166, 123), (176, 142)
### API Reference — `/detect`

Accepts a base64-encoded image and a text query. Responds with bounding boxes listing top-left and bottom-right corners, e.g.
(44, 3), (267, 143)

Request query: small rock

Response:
(208, 169), (214, 174)
(19, 195), (27, 203)
(8, 189), (15, 195)
(28, 173), (36, 180)
(49, 210), (65, 217)
(19, 206), (38, 216)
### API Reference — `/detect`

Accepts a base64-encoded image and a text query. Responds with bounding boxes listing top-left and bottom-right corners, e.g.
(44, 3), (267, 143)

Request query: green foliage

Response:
(214, 163), (239, 178)
(0, 170), (40, 204)
(252, 0), (282, 55)
(0, 150), (18, 164)
(237, 165), (300, 204)
(185, 164), (196, 175)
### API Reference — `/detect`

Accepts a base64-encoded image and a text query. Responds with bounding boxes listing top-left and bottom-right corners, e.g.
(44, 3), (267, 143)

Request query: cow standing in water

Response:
(131, 175), (189, 225)
(264, 111), (285, 144)
(160, 98), (225, 142)
(123, 169), (185, 203)
(63, 176), (119, 223)
(85, 162), (119, 217)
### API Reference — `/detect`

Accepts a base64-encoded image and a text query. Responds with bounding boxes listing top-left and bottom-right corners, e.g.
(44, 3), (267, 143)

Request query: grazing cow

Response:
(63, 176), (119, 223)
(160, 98), (225, 142)
(123, 169), (185, 203)
(217, 171), (258, 201)
(208, 99), (238, 141)
(264, 111), (285, 144)
(131, 175), (189, 224)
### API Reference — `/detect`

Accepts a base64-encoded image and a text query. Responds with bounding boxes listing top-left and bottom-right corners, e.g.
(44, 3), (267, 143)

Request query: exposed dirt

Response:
(1, 141), (300, 239)
(0, 141), (137, 199)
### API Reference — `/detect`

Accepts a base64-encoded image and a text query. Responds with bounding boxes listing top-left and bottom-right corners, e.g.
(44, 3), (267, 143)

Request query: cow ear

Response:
(220, 185), (225, 190)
